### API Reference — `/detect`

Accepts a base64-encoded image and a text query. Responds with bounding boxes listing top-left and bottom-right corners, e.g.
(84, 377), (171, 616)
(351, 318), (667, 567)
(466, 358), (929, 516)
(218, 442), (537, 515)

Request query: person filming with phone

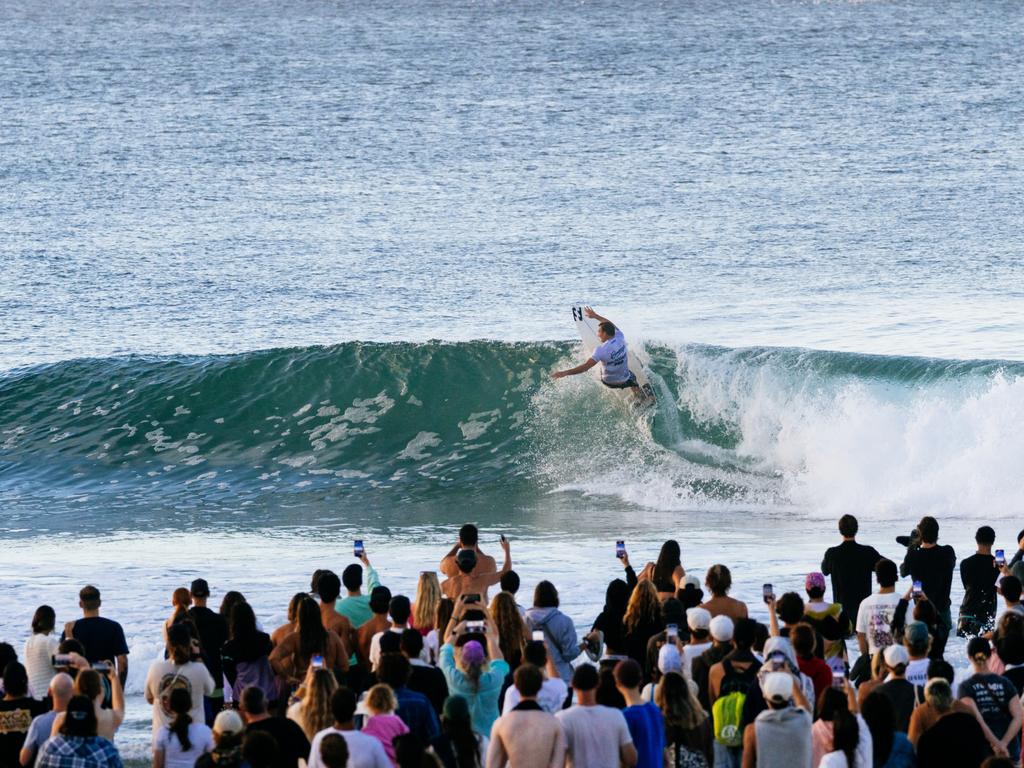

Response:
(899, 516), (956, 657)
(440, 535), (512, 603)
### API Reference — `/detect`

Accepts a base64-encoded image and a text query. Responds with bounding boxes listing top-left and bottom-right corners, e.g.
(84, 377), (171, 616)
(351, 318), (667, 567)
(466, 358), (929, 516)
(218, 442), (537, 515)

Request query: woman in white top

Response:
(50, 667), (125, 740)
(145, 624), (215, 736)
(154, 687), (214, 768)
(23, 605), (59, 699)
(819, 705), (873, 768)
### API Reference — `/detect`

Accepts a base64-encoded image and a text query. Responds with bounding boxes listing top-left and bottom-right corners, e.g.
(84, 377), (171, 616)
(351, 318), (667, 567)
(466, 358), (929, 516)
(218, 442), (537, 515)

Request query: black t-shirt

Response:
(878, 678), (917, 732)
(0, 697), (48, 767)
(190, 606), (228, 682)
(1003, 666), (1024, 695)
(960, 553), (998, 622)
(62, 616), (130, 663)
(821, 540), (881, 619)
(246, 716), (311, 768)
(407, 663), (449, 715)
(902, 544), (957, 611)
(916, 711), (991, 768)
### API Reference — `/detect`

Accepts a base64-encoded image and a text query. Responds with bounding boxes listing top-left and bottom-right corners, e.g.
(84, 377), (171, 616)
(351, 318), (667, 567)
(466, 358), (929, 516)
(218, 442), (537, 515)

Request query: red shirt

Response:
(798, 656), (834, 702)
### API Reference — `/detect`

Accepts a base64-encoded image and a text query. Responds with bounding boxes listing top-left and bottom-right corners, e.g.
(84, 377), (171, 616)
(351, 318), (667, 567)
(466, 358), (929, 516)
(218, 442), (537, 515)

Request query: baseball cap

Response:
(658, 643), (683, 675)
(686, 607), (711, 631)
(805, 572), (826, 592)
(213, 709), (244, 735)
(762, 672), (794, 704)
(460, 640), (485, 665)
(682, 574), (702, 590)
(884, 644), (910, 668)
(709, 614), (735, 642)
(905, 620), (929, 647)
(190, 578), (210, 598)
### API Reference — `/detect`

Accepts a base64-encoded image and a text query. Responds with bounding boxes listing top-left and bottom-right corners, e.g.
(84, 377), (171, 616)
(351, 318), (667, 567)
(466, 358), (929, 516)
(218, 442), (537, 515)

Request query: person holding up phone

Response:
(958, 525), (999, 637)
(440, 535), (512, 603)
(439, 524), (498, 579)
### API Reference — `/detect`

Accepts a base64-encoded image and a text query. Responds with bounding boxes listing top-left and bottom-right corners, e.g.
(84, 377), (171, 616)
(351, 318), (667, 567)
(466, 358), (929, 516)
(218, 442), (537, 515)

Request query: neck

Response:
(334, 721), (354, 732)
(245, 712), (270, 723)
(921, 542), (937, 549)
(321, 600), (336, 610)
(576, 692), (597, 707)
(193, 598), (208, 608)
(346, 590), (361, 597)
(620, 688), (643, 706)
(978, 545), (992, 555)
(82, 609), (99, 618)
(879, 586), (895, 594)
(842, 536), (856, 542)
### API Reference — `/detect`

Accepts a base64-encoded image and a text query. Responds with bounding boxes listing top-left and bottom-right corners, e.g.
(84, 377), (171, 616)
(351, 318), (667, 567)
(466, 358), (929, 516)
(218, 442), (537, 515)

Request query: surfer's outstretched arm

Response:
(583, 306), (610, 324)
(552, 358), (597, 379)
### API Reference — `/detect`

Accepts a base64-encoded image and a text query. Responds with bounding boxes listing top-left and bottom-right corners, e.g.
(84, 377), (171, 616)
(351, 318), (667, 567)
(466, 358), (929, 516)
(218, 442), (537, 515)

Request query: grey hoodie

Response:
(525, 606), (579, 682)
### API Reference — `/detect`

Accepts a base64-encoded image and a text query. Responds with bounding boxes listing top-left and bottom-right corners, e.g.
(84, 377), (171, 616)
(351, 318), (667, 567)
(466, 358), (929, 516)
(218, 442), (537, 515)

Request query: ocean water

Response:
(2, 0), (1024, 758)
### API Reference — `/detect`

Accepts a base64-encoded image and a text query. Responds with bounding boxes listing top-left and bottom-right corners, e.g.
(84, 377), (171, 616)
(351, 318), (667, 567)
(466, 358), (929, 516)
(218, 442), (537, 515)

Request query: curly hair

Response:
(413, 572), (442, 632)
(489, 592), (526, 664)
(624, 580), (660, 633)
(297, 668), (338, 740)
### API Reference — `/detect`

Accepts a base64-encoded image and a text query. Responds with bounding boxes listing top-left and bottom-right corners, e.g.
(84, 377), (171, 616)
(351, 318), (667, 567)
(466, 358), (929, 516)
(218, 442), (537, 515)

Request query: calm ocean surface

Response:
(2, 0), (1023, 757)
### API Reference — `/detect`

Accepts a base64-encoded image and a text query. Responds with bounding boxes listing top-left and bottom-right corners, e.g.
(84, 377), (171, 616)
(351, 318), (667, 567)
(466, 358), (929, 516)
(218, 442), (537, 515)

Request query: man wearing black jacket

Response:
(821, 515), (881, 629)
(190, 578), (228, 724)
(900, 516), (956, 658)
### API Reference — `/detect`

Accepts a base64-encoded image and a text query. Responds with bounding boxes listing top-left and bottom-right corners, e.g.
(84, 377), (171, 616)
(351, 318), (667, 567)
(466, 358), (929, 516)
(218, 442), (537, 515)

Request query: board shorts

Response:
(601, 371), (638, 389)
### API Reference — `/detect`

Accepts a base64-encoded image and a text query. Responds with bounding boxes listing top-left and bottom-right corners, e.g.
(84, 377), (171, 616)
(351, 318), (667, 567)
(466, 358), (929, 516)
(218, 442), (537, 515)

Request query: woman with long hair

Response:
(221, 601), (277, 706)
(441, 695), (486, 768)
(269, 596), (348, 688)
(652, 540), (685, 598)
(50, 667), (125, 740)
(24, 605), (59, 700)
(655, 670), (712, 767)
(622, 580), (664, 667)
(271, 592), (307, 646)
(145, 624), (215, 738)
(814, 685), (872, 768)
(413, 572), (443, 637)
(525, 581), (578, 683)
(219, 591), (247, 622)
(425, 599), (456, 667)
(861, 691), (914, 768)
(153, 687), (214, 768)
(286, 666), (337, 740)
(36, 696), (121, 768)
(590, 579), (632, 656)
(489, 592), (527, 671)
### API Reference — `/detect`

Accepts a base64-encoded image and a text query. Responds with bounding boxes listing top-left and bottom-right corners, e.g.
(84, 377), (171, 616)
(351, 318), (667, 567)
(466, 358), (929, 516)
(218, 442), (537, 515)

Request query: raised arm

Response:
(584, 306), (609, 324)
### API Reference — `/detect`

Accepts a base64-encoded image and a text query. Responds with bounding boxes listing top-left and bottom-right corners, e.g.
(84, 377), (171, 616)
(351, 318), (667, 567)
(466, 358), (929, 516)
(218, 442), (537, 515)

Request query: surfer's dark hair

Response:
(599, 321), (616, 336)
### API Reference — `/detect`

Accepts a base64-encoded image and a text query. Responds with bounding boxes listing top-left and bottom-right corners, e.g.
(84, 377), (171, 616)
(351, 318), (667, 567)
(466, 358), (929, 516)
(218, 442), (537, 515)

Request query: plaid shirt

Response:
(36, 735), (123, 768)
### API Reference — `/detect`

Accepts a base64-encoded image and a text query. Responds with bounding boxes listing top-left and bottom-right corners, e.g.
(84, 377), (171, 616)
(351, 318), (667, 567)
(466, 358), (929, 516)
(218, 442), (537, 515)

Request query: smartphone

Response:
(912, 580), (923, 599)
(832, 671), (845, 689)
(616, 540), (626, 559)
(666, 623), (678, 639)
(500, 534), (507, 544)
(762, 583), (774, 604)
(767, 650), (787, 671)
(311, 654), (325, 669)
(92, 661), (112, 673)
(532, 630), (545, 642)
(464, 593), (481, 604)
(51, 654), (74, 667)
(353, 539), (364, 557)
(465, 620), (486, 634)
(996, 549), (1006, 567)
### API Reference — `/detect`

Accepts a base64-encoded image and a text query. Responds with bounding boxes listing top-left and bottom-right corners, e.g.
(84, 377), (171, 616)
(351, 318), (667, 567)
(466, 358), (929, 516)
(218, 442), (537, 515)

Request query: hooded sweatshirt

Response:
(526, 607), (578, 683)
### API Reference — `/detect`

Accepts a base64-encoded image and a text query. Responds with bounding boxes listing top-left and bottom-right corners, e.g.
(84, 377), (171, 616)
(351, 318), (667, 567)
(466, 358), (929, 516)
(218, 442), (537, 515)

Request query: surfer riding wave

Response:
(552, 307), (640, 392)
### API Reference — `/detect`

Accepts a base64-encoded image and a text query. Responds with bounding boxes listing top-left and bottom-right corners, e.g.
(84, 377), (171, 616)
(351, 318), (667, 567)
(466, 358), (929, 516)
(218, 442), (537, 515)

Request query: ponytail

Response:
(167, 688), (193, 751)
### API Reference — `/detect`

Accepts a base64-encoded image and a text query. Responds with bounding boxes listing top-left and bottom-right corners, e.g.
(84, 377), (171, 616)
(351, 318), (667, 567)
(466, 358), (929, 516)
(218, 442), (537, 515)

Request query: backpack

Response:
(712, 659), (758, 748)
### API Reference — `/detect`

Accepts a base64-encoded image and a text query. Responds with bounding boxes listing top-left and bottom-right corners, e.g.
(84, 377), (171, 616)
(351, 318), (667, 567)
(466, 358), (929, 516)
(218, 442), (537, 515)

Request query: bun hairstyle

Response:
(967, 636), (992, 663)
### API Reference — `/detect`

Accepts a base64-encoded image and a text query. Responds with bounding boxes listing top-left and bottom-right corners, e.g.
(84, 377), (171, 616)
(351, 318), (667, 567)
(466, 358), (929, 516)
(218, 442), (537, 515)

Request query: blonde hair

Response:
(413, 572), (442, 632)
(489, 592), (526, 663)
(298, 668), (338, 740)
(365, 684), (397, 715)
(624, 580), (660, 633)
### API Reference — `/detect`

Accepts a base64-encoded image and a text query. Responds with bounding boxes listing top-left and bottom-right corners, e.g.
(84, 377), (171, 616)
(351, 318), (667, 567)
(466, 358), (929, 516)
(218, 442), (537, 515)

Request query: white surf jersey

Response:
(591, 329), (630, 384)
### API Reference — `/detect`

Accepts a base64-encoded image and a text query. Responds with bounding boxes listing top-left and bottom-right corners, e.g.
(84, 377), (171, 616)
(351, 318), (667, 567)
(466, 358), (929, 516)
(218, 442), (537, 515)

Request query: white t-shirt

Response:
(23, 634), (59, 700)
(154, 722), (215, 768)
(905, 657), (929, 687)
(818, 715), (873, 768)
(143, 660), (215, 735)
(855, 593), (903, 655)
(502, 677), (569, 714)
(682, 642), (712, 677)
(308, 726), (390, 768)
(369, 628), (429, 670)
(591, 329), (630, 384)
(556, 704), (633, 768)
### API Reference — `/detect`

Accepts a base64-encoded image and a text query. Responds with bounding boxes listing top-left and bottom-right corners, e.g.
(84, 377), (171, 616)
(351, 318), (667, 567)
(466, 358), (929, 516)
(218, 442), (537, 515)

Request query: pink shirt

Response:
(362, 714), (410, 766)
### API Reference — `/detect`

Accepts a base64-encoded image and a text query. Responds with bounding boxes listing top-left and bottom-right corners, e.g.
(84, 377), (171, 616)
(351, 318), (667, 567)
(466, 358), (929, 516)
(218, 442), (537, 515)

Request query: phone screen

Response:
(616, 540), (626, 559)
(912, 580), (923, 597)
(532, 630), (545, 641)
(666, 624), (678, 638)
(353, 539), (364, 557)
(466, 621), (485, 634)
(832, 672), (845, 688)
(312, 654), (325, 669)
(762, 583), (774, 604)
(996, 549), (1006, 565)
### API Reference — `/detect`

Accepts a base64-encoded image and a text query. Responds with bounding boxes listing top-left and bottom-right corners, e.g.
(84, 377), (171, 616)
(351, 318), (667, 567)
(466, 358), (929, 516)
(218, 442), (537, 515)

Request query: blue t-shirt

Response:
(623, 702), (665, 768)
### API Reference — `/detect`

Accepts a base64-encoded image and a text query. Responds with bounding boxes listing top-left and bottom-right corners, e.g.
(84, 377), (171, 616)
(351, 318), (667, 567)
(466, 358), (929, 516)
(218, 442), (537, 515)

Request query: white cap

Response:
(658, 643), (683, 675)
(213, 709), (244, 735)
(884, 644), (910, 668)
(709, 614), (734, 642)
(686, 607), (712, 631)
(762, 672), (794, 703)
(682, 574), (703, 590)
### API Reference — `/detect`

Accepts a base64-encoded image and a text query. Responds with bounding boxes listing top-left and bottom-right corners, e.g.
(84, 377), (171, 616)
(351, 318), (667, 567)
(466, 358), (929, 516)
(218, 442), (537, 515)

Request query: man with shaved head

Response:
(19, 672), (73, 767)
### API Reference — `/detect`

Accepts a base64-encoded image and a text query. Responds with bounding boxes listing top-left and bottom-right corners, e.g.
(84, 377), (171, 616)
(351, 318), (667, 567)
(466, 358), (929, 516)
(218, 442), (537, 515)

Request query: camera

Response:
(896, 528), (921, 549)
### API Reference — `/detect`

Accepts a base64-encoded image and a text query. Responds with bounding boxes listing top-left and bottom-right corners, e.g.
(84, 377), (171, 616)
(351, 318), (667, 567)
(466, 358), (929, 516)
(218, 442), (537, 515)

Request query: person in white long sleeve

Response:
(307, 688), (389, 768)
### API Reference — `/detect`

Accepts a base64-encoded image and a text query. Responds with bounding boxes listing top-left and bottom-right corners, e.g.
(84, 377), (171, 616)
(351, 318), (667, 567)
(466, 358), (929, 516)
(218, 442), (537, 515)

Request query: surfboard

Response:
(571, 306), (657, 412)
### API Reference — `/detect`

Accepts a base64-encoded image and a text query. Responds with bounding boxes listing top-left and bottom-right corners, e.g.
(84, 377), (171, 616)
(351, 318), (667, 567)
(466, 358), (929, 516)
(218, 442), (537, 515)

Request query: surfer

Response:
(552, 307), (640, 392)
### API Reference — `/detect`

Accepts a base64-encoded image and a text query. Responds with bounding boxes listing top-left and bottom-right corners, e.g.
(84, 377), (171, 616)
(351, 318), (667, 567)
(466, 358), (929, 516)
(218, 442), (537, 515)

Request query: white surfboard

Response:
(571, 306), (656, 411)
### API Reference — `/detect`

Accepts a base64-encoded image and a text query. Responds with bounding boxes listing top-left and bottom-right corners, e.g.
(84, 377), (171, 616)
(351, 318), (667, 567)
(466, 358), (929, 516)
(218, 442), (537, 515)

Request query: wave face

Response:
(3, 341), (1024, 533)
